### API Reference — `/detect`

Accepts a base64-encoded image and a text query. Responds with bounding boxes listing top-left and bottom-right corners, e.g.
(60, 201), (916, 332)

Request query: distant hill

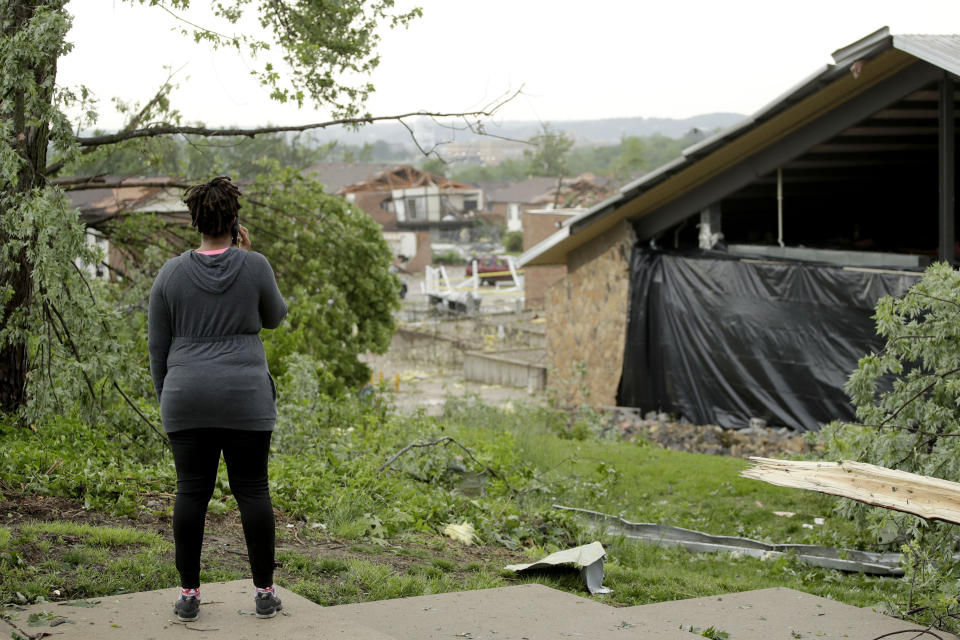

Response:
(309, 113), (745, 148)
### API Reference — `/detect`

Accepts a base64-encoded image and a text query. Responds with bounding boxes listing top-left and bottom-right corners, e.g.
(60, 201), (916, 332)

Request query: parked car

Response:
(466, 256), (513, 285)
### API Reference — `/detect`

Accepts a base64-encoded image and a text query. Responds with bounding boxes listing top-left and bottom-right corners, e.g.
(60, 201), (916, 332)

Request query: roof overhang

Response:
(519, 28), (960, 267)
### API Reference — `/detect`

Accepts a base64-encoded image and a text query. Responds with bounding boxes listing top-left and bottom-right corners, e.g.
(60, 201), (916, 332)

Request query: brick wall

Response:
(545, 219), (636, 406)
(351, 191), (395, 228)
(522, 212), (575, 310)
(478, 202), (507, 226)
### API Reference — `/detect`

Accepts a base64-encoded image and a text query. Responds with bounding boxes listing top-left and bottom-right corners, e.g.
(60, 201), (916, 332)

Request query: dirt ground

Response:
(0, 492), (528, 601)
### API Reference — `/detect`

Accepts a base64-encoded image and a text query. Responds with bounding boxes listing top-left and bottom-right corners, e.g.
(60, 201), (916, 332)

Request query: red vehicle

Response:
(465, 256), (513, 285)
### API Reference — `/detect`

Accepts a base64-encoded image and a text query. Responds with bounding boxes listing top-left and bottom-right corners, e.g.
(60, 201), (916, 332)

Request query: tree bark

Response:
(0, 1), (61, 413)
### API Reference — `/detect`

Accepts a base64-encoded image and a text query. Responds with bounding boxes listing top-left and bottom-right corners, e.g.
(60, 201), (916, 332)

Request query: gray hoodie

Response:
(148, 248), (287, 433)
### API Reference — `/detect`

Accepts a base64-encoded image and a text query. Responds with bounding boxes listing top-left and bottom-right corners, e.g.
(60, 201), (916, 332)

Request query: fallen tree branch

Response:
(113, 381), (166, 443)
(378, 436), (511, 491)
(742, 457), (960, 525)
(871, 629), (944, 639)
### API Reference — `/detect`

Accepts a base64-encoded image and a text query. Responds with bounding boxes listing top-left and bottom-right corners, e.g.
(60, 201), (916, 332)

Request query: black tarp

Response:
(617, 248), (921, 431)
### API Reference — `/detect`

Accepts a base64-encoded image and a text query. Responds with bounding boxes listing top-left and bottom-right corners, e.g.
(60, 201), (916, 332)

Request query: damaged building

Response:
(520, 28), (959, 431)
(308, 164), (483, 271)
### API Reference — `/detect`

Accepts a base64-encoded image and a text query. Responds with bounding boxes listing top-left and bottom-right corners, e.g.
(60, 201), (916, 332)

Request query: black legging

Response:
(167, 428), (275, 589)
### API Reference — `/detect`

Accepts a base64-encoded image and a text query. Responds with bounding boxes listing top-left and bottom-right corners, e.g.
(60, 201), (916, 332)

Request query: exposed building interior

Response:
(666, 82), (959, 259)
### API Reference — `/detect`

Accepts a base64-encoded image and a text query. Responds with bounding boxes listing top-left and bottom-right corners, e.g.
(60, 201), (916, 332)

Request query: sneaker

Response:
(174, 594), (200, 622)
(255, 590), (282, 619)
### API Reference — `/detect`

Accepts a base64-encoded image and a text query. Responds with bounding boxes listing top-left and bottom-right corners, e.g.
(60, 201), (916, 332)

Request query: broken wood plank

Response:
(741, 457), (960, 525)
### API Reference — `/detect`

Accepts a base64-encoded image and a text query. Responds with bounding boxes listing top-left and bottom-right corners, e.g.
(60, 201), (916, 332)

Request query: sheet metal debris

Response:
(554, 505), (904, 577)
(504, 541), (613, 594)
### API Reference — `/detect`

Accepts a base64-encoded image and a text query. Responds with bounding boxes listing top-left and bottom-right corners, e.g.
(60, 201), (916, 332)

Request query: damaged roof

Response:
(484, 177), (560, 204)
(337, 165), (478, 194)
(66, 176), (186, 226)
(519, 27), (960, 267)
(303, 162), (396, 193)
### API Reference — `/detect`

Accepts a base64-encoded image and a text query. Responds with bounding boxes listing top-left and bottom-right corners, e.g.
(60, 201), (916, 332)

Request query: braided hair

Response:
(183, 176), (242, 237)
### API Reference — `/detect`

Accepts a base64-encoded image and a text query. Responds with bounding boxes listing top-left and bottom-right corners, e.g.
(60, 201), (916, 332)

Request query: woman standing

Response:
(148, 177), (287, 621)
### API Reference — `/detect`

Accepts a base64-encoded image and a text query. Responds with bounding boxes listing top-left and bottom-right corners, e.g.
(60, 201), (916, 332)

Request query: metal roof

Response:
(519, 27), (960, 267)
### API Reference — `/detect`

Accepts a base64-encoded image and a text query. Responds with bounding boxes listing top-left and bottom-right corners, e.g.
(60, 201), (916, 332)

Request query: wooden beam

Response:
(940, 73), (956, 262)
(742, 457), (960, 525)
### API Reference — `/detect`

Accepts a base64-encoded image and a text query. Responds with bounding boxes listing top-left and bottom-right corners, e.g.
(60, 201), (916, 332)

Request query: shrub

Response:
(432, 250), (464, 266)
(820, 262), (960, 632)
(503, 231), (523, 253)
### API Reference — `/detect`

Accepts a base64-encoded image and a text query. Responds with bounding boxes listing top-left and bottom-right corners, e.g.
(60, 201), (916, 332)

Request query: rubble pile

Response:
(613, 413), (818, 459)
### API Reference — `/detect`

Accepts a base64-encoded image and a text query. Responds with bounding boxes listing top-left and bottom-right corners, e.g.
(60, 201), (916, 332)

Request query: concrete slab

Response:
(618, 587), (960, 640)
(6, 582), (947, 640)
(1, 581), (395, 640)
(317, 583), (698, 639)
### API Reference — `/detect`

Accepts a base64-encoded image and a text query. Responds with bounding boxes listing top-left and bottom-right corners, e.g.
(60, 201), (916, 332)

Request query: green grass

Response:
(278, 551), (504, 606)
(0, 397), (913, 613)
(21, 522), (166, 548)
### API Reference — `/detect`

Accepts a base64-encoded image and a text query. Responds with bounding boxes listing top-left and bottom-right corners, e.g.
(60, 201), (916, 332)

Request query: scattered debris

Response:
(612, 413), (814, 458)
(504, 541), (613, 594)
(443, 522), (476, 545)
(555, 505), (904, 576)
(773, 511), (796, 518)
(427, 291), (481, 316)
(742, 457), (960, 525)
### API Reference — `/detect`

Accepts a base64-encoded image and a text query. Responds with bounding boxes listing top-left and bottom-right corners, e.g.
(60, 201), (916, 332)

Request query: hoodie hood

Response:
(181, 248), (248, 294)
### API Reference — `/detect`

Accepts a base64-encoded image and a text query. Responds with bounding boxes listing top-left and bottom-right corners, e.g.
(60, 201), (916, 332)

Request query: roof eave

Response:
(518, 225), (571, 267)
(517, 28), (916, 268)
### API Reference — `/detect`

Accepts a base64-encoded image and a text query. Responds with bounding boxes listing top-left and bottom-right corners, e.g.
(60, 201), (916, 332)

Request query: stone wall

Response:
(524, 266), (565, 310)
(545, 219), (635, 406)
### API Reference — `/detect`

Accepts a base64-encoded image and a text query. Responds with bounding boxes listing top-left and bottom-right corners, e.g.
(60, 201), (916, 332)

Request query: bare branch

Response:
(122, 67), (182, 134)
(51, 177), (193, 191)
(113, 381), (166, 442)
(907, 291), (960, 311)
(881, 366), (960, 427)
(871, 629), (944, 640)
(74, 92), (522, 149)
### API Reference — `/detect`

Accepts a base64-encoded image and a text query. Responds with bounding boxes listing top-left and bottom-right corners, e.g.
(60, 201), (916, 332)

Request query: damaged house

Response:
(339, 165), (483, 237)
(520, 28), (959, 431)
(311, 164), (483, 271)
(66, 176), (188, 279)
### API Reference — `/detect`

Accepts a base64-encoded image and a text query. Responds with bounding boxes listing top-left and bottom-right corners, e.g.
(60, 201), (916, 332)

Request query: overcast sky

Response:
(59, 1), (960, 131)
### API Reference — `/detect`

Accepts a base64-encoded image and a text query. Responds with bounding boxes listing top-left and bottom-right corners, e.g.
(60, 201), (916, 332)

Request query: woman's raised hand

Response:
(238, 225), (252, 251)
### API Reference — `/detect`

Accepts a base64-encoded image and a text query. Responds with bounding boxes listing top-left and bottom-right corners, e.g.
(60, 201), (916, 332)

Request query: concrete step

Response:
(317, 583), (698, 639)
(6, 581), (954, 640)
(1, 581), (396, 640)
(618, 587), (960, 640)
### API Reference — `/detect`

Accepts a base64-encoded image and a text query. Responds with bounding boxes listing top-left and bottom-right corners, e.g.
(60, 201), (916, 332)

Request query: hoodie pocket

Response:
(268, 373), (277, 402)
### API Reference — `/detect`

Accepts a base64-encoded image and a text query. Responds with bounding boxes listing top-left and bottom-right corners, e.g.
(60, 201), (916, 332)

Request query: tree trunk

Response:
(0, 0), (61, 413)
